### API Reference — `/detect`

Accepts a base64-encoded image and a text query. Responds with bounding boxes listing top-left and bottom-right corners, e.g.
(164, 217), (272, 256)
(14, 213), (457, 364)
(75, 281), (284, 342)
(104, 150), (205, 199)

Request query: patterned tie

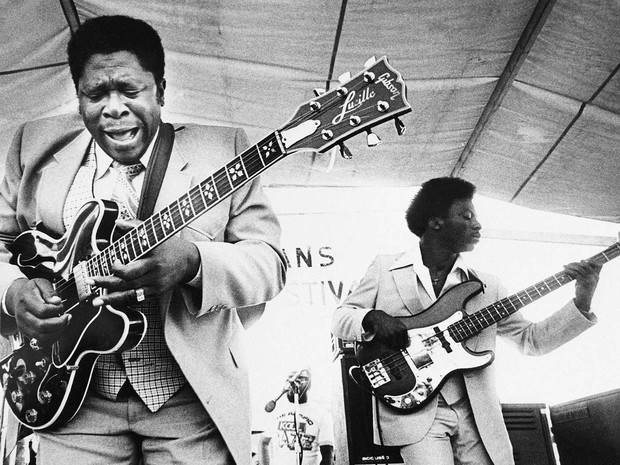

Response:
(65, 144), (186, 411)
(94, 159), (186, 412)
(110, 160), (144, 220)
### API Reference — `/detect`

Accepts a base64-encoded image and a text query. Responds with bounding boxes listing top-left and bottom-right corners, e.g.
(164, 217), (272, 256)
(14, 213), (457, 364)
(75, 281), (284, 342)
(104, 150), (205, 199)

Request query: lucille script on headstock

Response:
(332, 88), (376, 125)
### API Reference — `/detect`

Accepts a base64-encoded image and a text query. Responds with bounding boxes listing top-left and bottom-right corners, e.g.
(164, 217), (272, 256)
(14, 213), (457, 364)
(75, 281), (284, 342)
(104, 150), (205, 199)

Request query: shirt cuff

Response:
(185, 261), (202, 288)
(578, 307), (596, 322)
(2, 285), (15, 318)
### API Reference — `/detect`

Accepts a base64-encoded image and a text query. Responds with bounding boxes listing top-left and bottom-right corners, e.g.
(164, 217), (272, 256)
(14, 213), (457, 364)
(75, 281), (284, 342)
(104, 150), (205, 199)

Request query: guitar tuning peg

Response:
(394, 117), (406, 136)
(338, 72), (352, 84)
(339, 143), (353, 159)
(364, 56), (377, 68)
(366, 129), (381, 147)
(313, 88), (326, 97)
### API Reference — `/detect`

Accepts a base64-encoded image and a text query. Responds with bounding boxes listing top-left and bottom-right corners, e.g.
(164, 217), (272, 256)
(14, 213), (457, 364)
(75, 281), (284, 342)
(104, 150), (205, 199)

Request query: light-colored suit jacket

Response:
(0, 113), (287, 465)
(332, 250), (595, 465)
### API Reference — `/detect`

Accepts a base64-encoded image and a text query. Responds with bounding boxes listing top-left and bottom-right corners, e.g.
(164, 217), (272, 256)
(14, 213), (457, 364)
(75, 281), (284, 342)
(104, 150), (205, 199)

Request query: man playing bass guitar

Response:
(331, 177), (601, 465)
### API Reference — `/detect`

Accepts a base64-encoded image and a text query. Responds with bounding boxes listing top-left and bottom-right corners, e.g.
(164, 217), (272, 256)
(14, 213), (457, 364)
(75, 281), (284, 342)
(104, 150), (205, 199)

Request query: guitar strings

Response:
(372, 328), (452, 372)
(371, 243), (620, 371)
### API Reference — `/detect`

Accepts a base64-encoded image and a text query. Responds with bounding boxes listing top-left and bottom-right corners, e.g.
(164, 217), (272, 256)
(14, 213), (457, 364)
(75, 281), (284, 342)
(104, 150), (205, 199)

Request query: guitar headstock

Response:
(279, 56), (411, 155)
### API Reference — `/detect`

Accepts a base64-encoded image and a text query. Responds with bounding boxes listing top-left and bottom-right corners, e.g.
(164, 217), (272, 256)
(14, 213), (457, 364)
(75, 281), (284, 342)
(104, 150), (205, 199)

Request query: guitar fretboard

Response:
(84, 131), (286, 278)
(447, 241), (620, 343)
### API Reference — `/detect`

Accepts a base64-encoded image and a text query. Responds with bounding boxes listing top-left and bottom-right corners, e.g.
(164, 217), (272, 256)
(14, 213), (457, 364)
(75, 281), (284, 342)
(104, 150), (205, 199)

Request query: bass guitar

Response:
(354, 240), (619, 412)
(0, 56), (411, 430)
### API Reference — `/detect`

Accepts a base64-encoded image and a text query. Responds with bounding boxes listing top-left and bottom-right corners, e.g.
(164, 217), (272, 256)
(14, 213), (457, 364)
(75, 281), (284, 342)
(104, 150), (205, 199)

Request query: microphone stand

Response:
(292, 384), (303, 465)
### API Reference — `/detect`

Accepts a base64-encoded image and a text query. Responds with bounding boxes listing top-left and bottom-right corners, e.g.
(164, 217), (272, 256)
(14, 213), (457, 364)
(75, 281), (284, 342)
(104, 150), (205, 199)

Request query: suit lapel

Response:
(153, 142), (192, 212)
(389, 251), (429, 316)
(38, 130), (92, 234)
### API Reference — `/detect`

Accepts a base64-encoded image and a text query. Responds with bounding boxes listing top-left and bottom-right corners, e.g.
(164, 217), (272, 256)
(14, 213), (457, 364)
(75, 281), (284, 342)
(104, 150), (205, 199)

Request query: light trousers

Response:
(399, 395), (495, 465)
(37, 384), (234, 465)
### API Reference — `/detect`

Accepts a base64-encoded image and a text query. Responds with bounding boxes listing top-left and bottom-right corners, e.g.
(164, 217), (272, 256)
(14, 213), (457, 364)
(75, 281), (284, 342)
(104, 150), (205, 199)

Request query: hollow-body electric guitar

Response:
(354, 240), (619, 412)
(0, 56), (411, 430)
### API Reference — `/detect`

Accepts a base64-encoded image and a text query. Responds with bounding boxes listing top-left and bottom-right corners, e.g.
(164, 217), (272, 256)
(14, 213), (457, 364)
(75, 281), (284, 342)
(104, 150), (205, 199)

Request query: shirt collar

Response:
(93, 126), (160, 179)
(410, 241), (471, 279)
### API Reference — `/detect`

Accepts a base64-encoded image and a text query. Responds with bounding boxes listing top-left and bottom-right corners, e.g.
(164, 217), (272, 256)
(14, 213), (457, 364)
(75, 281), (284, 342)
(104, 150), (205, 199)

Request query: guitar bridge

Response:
(72, 262), (95, 301)
(362, 359), (391, 389)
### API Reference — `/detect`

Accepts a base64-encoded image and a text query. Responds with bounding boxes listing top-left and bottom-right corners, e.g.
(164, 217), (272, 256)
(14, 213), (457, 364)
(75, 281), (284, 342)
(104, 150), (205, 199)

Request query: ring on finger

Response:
(135, 288), (146, 302)
(29, 338), (41, 351)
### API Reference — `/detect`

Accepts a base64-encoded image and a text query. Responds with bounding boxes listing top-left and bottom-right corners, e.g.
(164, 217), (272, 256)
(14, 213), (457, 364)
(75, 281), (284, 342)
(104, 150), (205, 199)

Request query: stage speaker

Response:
(549, 388), (620, 465)
(332, 341), (403, 465)
(501, 404), (556, 465)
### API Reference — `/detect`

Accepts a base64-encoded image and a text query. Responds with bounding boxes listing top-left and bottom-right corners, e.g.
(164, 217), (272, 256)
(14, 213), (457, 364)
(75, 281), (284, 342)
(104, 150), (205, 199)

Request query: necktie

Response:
(111, 160), (144, 220)
(66, 146), (186, 411)
(100, 160), (186, 411)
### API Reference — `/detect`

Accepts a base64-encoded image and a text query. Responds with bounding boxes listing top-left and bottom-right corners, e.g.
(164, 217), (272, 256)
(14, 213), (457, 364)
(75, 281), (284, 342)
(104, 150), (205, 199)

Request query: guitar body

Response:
(1, 199), (146, 429)
(355, 281), (494, 412)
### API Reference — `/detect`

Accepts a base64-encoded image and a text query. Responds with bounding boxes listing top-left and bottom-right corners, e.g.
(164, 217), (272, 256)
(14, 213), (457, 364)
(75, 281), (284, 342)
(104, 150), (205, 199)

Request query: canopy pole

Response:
(450, 0), (557, 179)
(511, 60), (620, 202)
(59, 0), (81, 34)
(324, 0), (349, 92)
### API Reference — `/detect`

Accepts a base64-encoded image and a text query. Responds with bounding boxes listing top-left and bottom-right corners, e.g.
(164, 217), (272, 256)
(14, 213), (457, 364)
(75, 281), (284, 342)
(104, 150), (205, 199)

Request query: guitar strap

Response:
(136, 121), (176, 220)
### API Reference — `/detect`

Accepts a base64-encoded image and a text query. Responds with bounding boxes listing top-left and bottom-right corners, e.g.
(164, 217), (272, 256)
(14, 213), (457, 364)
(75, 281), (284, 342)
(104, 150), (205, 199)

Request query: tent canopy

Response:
(2, 0), (619, 222)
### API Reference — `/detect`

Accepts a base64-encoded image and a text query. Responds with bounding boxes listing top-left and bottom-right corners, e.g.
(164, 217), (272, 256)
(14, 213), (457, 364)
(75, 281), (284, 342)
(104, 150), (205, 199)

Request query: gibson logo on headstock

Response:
(377, 72), (401, 101)
(332, 88), (376, 125)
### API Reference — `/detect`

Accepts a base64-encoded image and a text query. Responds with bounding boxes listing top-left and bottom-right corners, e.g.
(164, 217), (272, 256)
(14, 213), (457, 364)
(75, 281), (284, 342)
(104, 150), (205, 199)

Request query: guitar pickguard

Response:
(358, 311), (493, 410)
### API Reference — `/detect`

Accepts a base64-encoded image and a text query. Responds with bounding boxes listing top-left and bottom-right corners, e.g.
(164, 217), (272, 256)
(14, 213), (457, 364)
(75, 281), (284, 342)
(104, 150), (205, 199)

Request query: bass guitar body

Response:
(354, 281), (494, 411)
(0, 199), (146, 429)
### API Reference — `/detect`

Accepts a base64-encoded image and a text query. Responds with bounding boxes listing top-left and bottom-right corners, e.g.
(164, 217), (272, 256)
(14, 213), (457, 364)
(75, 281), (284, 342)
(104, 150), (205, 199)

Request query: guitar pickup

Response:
(72, 262), (95, 301)
(362, 359), (391, 389)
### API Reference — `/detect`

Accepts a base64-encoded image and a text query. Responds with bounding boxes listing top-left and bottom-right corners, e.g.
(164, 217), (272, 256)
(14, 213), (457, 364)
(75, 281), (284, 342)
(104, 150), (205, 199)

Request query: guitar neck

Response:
(86, 131), (286, 275)
(56, 56), (412, 291)
(448, 241), (620, 342)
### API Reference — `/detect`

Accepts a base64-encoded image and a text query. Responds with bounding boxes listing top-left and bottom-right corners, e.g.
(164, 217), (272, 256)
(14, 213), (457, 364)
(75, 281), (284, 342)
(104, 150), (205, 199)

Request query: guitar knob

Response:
(24, 409), (38, 424)
(394, 117), (406, 136)
(38, 390), (52, 404)
(11, 389), (24, 404)
(313, 88), (326, 97)
(364, 56), (377, 68)
(321, 129), (334, 141)
(309, 101), (321, 111)
(363, 71), (376, 83)
(339, 144), (353, 160)
(377, 101), (389, 112)
(19, 370), (36, 385)
(338, 72), (352, 84)
(35, 358), (49, 370)
(349, 116), (361, 126)
(366, 130), (381, 147)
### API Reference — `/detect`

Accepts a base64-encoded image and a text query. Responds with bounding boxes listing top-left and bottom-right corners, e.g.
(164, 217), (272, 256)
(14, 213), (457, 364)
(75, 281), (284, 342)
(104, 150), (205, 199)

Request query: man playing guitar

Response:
(332, 177), (601, 465)
(0, 15), (286, 465)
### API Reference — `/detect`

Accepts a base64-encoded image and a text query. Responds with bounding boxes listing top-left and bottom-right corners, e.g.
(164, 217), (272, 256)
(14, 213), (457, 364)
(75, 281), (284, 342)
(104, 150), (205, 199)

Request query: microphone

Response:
(264, 369), (304, 413)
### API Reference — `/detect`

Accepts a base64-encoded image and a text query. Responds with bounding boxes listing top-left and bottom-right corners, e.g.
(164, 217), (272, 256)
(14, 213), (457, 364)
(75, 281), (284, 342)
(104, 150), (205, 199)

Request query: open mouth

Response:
(105, 128), (139, 142)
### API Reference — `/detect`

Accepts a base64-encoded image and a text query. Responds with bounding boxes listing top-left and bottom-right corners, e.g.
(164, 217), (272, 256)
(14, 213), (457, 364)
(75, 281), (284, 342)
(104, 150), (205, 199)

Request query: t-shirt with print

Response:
(264, 401), (334, 465)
